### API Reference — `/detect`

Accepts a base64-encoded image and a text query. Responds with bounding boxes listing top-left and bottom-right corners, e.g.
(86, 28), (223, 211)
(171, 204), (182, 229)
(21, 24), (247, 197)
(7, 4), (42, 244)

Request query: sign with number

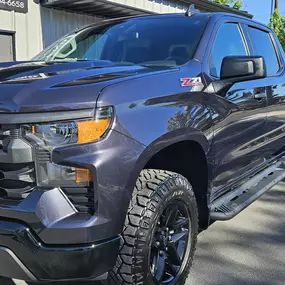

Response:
(0, 0), (28, 13)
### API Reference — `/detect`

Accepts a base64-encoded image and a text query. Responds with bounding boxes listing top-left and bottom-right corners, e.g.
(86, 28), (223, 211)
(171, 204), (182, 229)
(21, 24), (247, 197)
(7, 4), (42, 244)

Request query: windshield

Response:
(34, 15), (209, 66)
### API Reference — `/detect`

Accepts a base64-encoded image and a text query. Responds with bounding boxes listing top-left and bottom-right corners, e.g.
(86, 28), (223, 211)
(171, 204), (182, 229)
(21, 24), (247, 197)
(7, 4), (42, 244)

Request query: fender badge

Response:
(180, 77), (202, 87)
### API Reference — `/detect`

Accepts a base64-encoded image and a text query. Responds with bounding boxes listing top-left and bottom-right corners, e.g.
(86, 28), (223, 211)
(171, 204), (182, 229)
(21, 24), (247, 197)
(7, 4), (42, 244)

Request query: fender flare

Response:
(125, 127), (211, 196)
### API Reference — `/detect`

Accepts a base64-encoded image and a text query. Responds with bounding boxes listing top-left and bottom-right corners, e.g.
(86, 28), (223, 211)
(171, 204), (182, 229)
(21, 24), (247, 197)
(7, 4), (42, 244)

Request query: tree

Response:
(212, 0), (243, 9)
(269, 10), (285, 51)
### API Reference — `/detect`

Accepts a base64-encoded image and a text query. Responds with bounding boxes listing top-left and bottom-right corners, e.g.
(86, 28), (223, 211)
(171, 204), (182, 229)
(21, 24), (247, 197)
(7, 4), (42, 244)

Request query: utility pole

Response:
(275, 0), (279, 10)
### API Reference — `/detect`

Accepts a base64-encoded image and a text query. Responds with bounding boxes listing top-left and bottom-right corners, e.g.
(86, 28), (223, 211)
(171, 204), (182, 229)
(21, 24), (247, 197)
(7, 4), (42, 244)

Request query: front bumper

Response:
(0, 220), (120, 281)
(0, 117), (145, 281)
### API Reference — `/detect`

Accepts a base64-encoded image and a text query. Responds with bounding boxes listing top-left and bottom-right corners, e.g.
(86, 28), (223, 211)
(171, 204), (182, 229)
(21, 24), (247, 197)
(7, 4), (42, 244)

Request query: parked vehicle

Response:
(0, 6), (284, 285)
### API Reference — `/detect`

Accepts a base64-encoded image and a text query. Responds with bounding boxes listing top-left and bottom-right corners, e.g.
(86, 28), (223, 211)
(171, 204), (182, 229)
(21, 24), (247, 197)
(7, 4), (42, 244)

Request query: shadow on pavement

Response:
(186, 182), (285, 285)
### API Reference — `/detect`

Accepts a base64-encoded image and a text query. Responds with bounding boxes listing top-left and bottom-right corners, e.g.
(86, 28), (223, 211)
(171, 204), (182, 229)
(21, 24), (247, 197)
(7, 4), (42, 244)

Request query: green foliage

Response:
(269, 10), (285, 51)
(213, 0), (243, 9)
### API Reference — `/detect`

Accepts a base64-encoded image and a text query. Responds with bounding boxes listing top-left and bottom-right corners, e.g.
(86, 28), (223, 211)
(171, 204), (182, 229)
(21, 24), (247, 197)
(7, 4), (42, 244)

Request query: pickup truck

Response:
(0, 6), (284, 285)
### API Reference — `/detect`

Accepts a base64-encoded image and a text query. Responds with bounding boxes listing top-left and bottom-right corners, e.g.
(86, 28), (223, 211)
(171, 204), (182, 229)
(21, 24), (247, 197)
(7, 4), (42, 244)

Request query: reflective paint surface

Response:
(0, 13), (284, 281)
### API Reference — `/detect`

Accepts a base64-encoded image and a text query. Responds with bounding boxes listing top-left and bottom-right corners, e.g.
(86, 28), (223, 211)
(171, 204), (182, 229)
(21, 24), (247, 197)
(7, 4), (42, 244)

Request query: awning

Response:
(40, 0), (156, 18)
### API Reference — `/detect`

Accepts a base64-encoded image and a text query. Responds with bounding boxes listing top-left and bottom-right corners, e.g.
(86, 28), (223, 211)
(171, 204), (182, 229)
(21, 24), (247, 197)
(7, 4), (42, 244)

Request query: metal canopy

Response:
(40, 0), (156, 17)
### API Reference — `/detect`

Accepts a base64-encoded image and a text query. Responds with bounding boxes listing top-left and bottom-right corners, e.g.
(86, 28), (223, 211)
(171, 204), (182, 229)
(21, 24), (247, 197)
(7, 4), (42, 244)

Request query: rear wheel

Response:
(109, 169), (198, 285)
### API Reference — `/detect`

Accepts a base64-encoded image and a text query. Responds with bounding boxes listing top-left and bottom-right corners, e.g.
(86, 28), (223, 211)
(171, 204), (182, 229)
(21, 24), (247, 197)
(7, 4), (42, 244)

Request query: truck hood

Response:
(0, 60), (173, 113)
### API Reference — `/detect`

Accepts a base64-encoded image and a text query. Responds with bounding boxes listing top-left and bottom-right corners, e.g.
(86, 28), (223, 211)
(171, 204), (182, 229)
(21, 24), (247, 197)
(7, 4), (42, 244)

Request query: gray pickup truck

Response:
(0, 6), (284, 285)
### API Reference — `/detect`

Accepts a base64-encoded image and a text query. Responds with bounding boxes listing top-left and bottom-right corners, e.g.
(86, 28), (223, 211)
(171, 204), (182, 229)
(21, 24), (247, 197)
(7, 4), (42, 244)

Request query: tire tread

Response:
(108, 169), (198, 285)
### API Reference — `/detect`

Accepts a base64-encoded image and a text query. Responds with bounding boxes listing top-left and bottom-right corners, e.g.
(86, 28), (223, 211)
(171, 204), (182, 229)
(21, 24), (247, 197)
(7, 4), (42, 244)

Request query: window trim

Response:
(247, 25), (283, 77)
(208, 22), (249, 79)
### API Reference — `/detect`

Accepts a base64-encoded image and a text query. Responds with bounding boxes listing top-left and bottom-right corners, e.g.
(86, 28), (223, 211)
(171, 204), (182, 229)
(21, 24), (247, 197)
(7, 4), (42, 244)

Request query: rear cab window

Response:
(248, 26), (280, 76)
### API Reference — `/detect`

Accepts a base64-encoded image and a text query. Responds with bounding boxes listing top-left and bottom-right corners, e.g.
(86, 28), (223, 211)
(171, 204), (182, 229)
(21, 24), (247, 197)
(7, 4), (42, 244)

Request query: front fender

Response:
(93, 66), (214, 235)
(97, 67), (213, 149)
(147, 127), (210, 154)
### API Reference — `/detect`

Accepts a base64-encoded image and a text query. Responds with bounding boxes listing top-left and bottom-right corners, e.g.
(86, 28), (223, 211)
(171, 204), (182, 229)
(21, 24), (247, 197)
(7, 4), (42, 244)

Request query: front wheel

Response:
(109, 169), (198, 285)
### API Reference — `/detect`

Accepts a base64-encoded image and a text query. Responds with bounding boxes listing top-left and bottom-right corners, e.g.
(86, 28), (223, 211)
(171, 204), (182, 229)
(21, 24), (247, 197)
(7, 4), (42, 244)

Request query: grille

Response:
(61, 187), (95, 215)
(36, 148), (51, 162)
(0, 162), (36, 206)
(0, 127), (21, 150)
(0, 125), (35, 206)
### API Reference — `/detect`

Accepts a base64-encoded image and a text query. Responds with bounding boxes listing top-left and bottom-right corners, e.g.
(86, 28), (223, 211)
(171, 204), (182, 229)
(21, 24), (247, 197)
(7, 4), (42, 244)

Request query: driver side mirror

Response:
(220, 56), (267, 83)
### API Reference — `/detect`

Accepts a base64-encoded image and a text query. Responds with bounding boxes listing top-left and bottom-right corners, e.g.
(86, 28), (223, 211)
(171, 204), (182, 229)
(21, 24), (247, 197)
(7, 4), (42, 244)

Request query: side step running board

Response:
(210, 159), (285, 221)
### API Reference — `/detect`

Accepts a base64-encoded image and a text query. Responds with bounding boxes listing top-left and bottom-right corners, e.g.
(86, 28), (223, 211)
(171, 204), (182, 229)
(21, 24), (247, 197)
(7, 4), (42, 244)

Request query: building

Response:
(0, 0), (253, 62)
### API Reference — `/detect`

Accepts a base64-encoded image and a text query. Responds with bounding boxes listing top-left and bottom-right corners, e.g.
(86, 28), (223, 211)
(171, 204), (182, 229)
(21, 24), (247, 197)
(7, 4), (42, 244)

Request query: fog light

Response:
(37, 162), (92, 187)
(76, 168), (93, 183)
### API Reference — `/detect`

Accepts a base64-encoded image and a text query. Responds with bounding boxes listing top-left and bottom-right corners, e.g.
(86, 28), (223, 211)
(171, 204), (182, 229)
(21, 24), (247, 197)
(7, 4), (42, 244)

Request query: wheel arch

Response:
(126, 129), (211, 230)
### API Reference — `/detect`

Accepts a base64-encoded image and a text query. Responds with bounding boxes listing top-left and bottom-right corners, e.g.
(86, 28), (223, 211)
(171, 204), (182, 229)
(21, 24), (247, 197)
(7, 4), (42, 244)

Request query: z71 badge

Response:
(180, 77), (202, 87)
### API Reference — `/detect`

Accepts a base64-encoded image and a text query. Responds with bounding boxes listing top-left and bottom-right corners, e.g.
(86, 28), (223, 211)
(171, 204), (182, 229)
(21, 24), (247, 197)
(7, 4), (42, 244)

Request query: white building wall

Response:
(0, 0), (43, 61)
(0, 2), (103, 60)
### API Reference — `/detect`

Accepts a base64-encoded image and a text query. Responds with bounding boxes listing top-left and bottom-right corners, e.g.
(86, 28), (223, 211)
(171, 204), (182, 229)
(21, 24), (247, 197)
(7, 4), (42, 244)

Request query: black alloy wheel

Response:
(150, 201), (191, 284)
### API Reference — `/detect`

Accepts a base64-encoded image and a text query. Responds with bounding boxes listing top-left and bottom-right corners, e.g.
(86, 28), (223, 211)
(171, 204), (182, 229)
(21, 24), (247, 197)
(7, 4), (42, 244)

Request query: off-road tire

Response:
(108, 169), (198, 285)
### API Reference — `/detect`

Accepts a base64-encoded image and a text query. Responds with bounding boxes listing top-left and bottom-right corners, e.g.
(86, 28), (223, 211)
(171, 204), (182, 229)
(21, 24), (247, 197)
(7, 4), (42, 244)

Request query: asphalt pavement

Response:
(2, 182), (285, 285)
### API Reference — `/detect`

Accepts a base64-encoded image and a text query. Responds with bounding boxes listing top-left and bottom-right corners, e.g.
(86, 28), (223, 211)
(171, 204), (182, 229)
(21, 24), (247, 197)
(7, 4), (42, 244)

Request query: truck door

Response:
(247, 26), (285, 159)
(203, 20), (269, 197)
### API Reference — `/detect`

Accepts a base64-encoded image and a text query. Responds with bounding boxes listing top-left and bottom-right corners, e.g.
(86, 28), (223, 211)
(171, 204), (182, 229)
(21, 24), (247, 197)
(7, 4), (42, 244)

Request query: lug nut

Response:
(169, 230), (174, 235)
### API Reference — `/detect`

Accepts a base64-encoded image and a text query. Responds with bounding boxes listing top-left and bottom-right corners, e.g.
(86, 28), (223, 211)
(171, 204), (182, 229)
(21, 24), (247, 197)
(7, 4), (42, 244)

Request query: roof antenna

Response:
(185, 4), (200, 17)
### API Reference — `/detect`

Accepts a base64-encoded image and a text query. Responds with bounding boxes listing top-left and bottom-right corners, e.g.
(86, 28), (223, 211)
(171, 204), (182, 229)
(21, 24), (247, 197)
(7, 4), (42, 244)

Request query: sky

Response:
(242, 0), (285, 24)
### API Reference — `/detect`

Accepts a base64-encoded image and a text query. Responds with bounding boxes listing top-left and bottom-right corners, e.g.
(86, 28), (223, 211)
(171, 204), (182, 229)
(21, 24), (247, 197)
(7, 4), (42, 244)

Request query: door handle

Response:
(253, 93), (266, 100)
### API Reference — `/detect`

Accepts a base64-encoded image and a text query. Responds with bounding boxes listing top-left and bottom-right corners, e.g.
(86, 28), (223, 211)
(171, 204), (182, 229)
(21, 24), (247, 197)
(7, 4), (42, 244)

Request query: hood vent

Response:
(55, 73), (129, 87)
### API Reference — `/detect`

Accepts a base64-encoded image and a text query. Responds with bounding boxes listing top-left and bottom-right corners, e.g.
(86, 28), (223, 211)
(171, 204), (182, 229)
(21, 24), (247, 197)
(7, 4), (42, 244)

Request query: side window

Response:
(248, 27), (280, 75)
(210, 23), (247, 77)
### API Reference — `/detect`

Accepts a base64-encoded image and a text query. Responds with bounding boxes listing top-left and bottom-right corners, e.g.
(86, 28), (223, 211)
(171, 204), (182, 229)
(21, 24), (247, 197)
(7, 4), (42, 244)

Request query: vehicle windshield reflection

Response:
(33, 16), (210, 67)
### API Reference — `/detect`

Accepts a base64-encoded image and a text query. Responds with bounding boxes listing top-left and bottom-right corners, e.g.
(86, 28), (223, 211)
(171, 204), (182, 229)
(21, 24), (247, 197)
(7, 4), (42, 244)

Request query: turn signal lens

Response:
(76, 168), (93, 183)
(77, 118), (111, 144)
(77, 106), (113, 144)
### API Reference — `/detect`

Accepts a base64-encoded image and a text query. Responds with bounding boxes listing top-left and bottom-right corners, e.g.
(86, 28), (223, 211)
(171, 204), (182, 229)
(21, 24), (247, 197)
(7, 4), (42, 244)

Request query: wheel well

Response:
(144, 140), (209, 229)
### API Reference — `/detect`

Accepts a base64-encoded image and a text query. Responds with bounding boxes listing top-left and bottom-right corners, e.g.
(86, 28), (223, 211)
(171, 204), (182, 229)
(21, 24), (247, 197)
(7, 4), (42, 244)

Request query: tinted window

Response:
(34, 15), (210, 67)
(248, 27), (280, 75)
(210, 23), (247, 77)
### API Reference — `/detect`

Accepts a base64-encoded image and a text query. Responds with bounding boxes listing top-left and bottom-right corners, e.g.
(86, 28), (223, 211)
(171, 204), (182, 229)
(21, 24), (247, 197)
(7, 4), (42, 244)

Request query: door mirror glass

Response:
(220, 56), (267, 83)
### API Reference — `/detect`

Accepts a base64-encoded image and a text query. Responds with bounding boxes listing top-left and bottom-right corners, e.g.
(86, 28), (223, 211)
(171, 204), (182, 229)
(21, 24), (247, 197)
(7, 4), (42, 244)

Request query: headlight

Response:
(23, 106), (113, 147)
(21, 106), (113, 187)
